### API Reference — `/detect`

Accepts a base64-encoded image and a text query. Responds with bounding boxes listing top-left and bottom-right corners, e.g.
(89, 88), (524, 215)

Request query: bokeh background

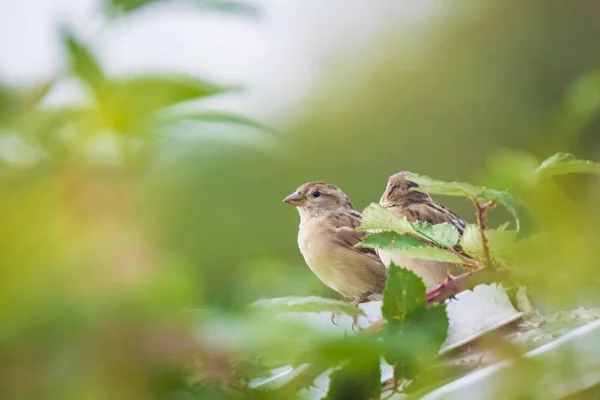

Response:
(2, 0), (600, 398)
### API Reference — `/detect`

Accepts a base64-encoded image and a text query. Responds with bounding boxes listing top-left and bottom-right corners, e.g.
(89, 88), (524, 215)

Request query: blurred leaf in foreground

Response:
(381, 264), (449, 380)
(251, 296), (365, 317)
(536, 152), (600, 178)
(325, 355), (381, 400)
(104, 0), (260, 19)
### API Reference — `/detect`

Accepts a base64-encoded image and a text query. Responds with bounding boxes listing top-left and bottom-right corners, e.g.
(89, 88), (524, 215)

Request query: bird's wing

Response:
(329, 210), (381, 261)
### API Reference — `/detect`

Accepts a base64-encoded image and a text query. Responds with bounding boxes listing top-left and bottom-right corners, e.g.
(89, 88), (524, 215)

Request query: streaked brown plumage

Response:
(379, 171), (467, 289)
(283, 182), (386, 304)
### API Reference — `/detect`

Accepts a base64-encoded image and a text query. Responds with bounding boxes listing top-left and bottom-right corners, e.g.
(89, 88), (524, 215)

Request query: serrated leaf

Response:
(359, 204), (459, 248)
(459, 225), (519, 258)
(62, 30), (105, 90)
(251, 296), (365, 317)
(407, 173), (485, 200)
(410, 221), (459, 248)
(359, 231), (427, 251)
(536, 153), (600, 177)
(406, 173), (526, 232)
(325, 356), (381, 400)
(358, 203), (416, 234)
(364, 232), (464, 263)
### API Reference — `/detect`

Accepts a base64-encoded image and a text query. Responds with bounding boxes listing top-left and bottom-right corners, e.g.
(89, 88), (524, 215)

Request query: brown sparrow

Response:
(378, 171), (467, 290)
(283, 182), (387, 306)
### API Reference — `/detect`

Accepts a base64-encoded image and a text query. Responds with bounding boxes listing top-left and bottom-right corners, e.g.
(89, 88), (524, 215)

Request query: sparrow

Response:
(378, 171), (467, 290)
(283, 182), (387, 306)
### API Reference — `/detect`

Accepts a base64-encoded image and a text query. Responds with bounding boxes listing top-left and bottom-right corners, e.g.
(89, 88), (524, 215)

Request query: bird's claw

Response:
(351, 314), (360, 332)
(330, 312), (338, 325)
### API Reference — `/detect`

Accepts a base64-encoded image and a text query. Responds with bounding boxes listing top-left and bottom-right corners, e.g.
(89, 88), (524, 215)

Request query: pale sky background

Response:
(0, 0), (440, 125)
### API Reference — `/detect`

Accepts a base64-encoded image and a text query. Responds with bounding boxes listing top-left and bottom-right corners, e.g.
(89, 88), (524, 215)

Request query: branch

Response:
(272, 364), (329, 397)
(426, 267), (511, 304)
(473, 200), (495, 270)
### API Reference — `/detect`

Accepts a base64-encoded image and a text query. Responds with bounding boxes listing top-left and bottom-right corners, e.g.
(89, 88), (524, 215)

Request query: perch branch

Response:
(473, 200), (495, 270)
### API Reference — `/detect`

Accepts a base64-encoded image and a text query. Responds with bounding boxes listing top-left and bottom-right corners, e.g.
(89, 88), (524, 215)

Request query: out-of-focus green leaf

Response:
(459, 225), (519, 258)
(104, 0), (260, 18)
(536, 152), (600, 178)
(92, 75), (236, 134)
(360, 232), (464, 263)
(158, 109), (277, 135)
(251, 296), (364, 317)
(62, 30), (105, 90)
(381, 264), (449, 380)
(358, 203), (416, 234)
(553, 69), (600, 141)
(325, 356), (381, 400)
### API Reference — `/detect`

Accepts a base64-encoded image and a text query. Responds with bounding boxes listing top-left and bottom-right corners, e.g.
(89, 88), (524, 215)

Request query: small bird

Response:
(283, 182), (387, 307)
(378, 171), (467, 290)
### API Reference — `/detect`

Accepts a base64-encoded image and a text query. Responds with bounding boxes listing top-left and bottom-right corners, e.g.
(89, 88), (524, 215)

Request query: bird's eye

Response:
(312, 191), (322, 198)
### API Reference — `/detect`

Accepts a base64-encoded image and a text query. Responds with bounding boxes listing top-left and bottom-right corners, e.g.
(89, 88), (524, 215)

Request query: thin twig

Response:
(474, 200), (495, 270)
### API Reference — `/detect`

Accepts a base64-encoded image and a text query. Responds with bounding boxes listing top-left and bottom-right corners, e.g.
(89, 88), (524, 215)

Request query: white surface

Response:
(422, 318), (600, 399)
(442, 283), (523, 352)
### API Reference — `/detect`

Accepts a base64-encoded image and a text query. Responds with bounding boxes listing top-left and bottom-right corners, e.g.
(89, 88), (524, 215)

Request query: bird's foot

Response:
(350, 292), (372, 331)
(330, 312), (338, 325)
(351, 314), (359, 332)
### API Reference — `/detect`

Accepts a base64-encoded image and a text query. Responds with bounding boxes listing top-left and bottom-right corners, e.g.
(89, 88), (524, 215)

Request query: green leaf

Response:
(406, 173), (526, 232)
(407, 173), (485, 200)
(251, 296), (365, 317)
(553, 70), (600, 140)
(361, 232), (464, 264)
(483, 189), (523, 232)
(157, 109), (277, 135)
(94, 75), (235, 133)
(536, 153), (600, 177)
(358, 203), (416, 234)
(62, 30), (105, 90)
(381, 264), (427, 324)
(325, 356), (381, 400)
(410, 221), (459, 248)
(459, 225), (519, 258)
(104, 0), (260, 18)
(360, 231), (426, 251)
(380, 264), (449, 379)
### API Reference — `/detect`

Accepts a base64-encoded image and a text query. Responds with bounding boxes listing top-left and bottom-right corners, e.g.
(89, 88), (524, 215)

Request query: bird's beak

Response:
(283, 192), (304, 206)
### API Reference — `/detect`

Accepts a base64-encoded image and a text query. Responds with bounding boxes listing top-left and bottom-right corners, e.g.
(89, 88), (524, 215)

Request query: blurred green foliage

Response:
(2, 0), (600, 398)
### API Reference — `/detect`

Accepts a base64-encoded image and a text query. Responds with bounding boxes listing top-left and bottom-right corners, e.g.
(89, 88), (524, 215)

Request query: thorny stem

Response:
(382, 377), (403, 399)
(445, 246), (481, 270)
(474, 200), (495, 270)
(273, 364), (328, 397)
